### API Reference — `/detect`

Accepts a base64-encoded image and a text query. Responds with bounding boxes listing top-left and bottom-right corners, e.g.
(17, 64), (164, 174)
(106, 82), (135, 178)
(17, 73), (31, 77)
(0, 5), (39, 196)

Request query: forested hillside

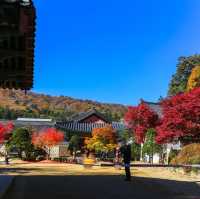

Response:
(168, 54), (200, 96)
(0, 89), (127, 121)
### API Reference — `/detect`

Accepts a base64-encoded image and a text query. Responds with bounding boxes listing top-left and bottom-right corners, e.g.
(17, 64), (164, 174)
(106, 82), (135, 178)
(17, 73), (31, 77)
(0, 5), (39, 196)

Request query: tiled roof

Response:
(0, 120), (55, 128)
(14, 121), (55, 127)
(68, 109), (110, 123)
(143, 101), (163, 117)
(55, 122), (125, 133)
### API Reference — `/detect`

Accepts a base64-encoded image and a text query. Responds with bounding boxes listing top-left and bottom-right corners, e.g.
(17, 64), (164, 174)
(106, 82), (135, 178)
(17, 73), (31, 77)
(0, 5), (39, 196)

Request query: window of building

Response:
(18, 36), (25, 50)
(3, 39), (8, 49)
(11, 57), (16, 70)
(4, 59), (9, 69)
(18, 56), (25, 71)
(10, 36), (16, 49)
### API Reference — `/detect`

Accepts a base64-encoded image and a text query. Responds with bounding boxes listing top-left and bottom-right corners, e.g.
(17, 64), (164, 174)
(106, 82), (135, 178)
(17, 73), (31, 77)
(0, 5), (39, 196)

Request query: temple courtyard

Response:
(0, 161), (200, 199)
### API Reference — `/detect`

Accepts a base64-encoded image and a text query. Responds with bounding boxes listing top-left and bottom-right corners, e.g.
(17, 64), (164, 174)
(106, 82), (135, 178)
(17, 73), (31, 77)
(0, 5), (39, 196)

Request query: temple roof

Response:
(68, 109), (111, 123)
(55, 121), (125, 133)
(1, 0), (32, 6)
(143, 101), (163, 117)
(0, 119), (55, 128)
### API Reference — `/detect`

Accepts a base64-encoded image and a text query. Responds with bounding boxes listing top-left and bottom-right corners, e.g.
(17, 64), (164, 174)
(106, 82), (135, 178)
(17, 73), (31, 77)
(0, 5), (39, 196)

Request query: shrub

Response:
(171, 143), (200, 165)
(168, 149), (180, 164)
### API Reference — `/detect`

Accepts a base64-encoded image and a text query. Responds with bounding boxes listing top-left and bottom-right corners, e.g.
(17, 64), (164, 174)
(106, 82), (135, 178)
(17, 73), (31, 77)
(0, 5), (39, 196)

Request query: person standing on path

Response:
(120, 143), (131, 181)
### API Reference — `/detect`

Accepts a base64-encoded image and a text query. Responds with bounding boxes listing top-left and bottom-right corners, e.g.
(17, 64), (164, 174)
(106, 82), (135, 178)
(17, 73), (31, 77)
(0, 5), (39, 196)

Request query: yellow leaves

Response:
(187, 66), (200, 91)
(84, 125), (117, 152)
(106, 143), (117, 151)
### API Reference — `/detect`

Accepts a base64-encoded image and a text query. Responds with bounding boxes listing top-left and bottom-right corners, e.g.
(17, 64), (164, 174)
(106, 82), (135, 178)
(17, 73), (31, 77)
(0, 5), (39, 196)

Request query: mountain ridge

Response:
(0, 89), (127, 121)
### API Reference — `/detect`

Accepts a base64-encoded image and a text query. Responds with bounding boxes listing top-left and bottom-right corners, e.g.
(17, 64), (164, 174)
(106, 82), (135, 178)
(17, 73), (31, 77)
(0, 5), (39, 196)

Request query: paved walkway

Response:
(0, 176), (14, 199)
(3, 175), (200, 199)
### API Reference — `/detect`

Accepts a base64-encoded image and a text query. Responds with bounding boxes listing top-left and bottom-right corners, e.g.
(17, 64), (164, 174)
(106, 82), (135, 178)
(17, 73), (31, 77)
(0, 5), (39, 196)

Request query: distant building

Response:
(143, 101), (163, 118)
(16, 118), (53, 122)
(0, 117), (55, 130)
(0, 0), (36, 90)
(49, 142), (69, 159)
(55, 109), (125, 138)
(15, 118), (55, 130)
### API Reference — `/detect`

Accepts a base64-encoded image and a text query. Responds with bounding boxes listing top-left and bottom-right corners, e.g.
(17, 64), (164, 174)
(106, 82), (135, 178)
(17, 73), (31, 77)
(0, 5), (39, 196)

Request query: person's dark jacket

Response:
(120, 145), (131, 164)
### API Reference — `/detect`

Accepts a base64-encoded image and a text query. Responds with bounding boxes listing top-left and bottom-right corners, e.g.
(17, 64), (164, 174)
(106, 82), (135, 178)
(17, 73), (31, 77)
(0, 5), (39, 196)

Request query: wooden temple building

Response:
(0, 0), (36, 90)
(55, 109), (125, 137)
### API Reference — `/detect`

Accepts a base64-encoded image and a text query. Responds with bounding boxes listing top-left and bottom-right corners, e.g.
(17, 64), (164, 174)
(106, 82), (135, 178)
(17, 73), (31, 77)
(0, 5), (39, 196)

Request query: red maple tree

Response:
(0, 122), (14, 143)
(156, 87), (200, 143)
(32, 128), (64, 149)
(124, 102), (159, 143)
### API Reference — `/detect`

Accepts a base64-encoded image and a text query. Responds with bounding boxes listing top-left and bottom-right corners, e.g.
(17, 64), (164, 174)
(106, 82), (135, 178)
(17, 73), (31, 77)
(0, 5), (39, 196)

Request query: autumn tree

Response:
(0, 122), (14, 144)
(8, 128), (33, 159)
(85, 125), (117, 153)
(187, 65), (200, 91)
(118, 129), (141, 161)
(156, 87), (200, 144)
(168, 55), (200, 96)
(92, 125), (116, 143)
(0, 122), (14, 164)
(32, 128), (64, 159)
(124, 102), (159, 143)
(142, 129), (162, 163)
(68, 135), (81, 159)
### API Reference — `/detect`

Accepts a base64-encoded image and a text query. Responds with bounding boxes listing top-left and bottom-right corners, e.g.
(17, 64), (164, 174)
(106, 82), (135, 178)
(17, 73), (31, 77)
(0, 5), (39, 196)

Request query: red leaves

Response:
(125, 88), (200, 144)
(156, 87), (200, 143)
(0, 122), (14, 143)
(32, 128), (64, 149)
(124, 102), (159, 143)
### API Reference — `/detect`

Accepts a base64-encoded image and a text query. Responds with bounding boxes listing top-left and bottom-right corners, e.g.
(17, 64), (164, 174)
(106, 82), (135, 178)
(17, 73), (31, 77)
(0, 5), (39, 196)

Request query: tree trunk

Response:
(140, 144), (143, 162)
(73, 148), (76, 162)
(48, 148), (50, 160)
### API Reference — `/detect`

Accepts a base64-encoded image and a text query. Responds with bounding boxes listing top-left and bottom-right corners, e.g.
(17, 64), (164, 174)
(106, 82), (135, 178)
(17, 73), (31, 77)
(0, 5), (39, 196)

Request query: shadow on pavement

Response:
(3, 175), (200, 199)
(0, 167), (41, 174)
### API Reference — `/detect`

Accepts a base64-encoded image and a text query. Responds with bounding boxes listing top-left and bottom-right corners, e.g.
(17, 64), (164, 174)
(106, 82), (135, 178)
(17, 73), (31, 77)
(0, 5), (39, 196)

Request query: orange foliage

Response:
(187, 66), (200, 91)
(32, 128), (64, 149)
(92, 125), (116, 143)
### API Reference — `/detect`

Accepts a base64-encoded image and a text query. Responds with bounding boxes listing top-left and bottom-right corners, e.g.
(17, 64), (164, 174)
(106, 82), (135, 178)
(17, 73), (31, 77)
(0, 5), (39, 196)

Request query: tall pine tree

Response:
(168, 55), (200, 96)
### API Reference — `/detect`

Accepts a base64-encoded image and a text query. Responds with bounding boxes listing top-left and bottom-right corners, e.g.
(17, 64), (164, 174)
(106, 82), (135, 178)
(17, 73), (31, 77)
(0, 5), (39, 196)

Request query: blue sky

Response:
(33, 0), (200, 105)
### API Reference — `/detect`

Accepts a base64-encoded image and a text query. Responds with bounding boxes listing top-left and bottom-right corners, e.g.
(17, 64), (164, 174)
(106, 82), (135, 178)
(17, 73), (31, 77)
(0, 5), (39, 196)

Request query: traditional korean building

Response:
(0, 118), (55, 131)
(0, 0), (36, 90)
(55, 109), (125, 138)
(143, 101), (162, 117)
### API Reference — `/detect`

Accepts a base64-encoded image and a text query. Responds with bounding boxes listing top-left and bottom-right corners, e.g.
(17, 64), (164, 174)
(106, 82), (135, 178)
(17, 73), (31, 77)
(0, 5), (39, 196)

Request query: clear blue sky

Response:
(33, 0), (200, 105)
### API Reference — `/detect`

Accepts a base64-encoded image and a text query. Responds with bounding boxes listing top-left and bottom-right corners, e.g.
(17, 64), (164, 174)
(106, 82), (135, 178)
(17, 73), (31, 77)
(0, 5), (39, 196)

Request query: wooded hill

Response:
(0, 89), (127, 121)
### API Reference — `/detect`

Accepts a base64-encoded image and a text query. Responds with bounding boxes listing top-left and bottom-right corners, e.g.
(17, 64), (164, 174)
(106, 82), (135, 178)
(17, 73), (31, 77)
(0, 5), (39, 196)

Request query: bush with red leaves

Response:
(124, 102), (159, 143)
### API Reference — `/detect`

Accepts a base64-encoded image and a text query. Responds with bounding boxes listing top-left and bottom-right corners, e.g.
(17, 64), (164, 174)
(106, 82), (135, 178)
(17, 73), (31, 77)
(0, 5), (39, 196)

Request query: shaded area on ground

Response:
(4, 175), (200, 199)
(0, 168), (41, 175)
(0, 176), (14, 199)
